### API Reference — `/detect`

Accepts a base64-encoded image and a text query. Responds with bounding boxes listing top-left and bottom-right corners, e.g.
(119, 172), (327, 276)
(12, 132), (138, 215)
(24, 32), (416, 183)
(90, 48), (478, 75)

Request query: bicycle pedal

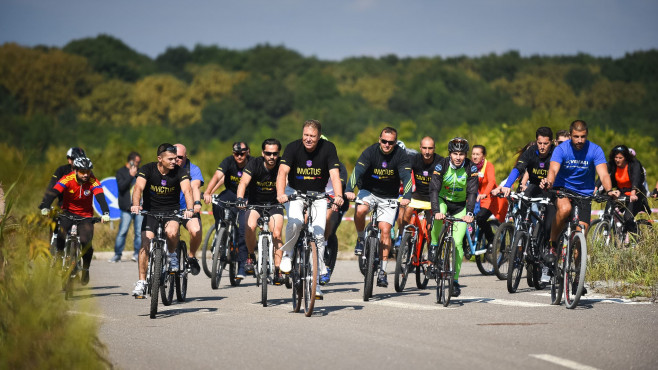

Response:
(134, 295), (147, 299)
(315, 295), (324, 300)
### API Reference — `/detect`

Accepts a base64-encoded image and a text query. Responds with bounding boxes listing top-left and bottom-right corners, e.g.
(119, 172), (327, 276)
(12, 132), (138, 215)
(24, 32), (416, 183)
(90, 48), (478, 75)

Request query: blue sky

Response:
(1, 0), (657, 60)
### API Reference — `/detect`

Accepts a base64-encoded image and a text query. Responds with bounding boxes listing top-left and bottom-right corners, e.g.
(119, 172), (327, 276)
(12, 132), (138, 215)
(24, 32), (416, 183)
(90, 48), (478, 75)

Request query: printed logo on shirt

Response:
(540, 162), (545, 168)
(237, 171), (243, 177)
(423, 171), (428, 176)
(84, 190), (91, 196)
(161, 179), (167, 186)
(435, 164), (442, 172)
(306, 160), (313, 167)
(382, 161), (388, 168)
(471, 165), (477, 173)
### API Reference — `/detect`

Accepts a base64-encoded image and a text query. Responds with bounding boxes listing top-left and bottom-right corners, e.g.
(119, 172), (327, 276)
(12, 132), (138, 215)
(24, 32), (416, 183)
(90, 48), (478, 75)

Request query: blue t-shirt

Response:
(179, 161), (204, 210)
(551, 140), (606, 195)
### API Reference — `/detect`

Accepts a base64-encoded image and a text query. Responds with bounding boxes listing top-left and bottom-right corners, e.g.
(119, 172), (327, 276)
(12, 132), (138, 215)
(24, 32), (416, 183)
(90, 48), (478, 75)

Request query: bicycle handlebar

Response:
(58, 213), (102, 224)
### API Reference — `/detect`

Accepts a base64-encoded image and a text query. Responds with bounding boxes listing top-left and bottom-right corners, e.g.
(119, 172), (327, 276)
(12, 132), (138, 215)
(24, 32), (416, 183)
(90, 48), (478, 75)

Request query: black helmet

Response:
(448, 137), (469, 153)
(73, 157), (93, 171)
(67, 147), (86, 160)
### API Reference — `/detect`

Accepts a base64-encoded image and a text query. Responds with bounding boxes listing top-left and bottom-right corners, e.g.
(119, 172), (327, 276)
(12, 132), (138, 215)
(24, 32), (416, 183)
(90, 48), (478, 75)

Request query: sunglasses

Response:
(177, 155), (185, 160)
(380, 139), (396, 146)
(263, 151), (279, 157)
(233, 152), (246, 157)
(557, 141), (565, 145)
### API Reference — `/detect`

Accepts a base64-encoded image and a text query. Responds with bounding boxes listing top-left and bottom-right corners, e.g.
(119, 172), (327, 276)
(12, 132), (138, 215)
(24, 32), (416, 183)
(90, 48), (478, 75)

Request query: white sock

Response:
(381, 260), (388, 271)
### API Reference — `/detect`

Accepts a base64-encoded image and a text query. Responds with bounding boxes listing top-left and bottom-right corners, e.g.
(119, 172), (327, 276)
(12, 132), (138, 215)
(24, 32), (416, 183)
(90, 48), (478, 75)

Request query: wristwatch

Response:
(193, 200), (202, 206)
(466, 212), (474, 218)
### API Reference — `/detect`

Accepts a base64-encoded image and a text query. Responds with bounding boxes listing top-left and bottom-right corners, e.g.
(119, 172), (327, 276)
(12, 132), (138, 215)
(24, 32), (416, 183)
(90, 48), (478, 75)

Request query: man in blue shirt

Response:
(542, 120), (613, 260)
(174, 143), (204, 275)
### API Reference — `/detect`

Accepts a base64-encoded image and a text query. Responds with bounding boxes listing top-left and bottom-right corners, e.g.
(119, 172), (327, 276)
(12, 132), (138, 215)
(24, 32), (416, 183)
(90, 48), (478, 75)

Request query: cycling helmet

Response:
(448, 137), (469, 153)
(66, 147), (86, 160)
(73, 157), (93, 171)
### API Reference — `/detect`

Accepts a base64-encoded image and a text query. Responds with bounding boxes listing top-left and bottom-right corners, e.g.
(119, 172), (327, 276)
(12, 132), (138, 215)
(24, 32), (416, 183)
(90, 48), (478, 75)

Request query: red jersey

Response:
(53, 171), (104, 217)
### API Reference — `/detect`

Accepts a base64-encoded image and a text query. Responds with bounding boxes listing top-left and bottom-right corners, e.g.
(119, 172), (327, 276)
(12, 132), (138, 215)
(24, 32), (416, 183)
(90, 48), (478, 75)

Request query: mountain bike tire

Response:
(564, 232), (587, 309)
(507, 231), (527, 293)
(150, 247), (164, 319)
(394, 232), (413, 292)
(493, 222), (514, 280)
(363, 236), (377, 301)
(201, 227), (216, 278)
(303, 240), (318, 317)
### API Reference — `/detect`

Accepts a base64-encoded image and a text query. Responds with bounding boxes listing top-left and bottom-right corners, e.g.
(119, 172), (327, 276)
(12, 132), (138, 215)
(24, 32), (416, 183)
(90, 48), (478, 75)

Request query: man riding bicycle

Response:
(429, 137), (478, 297)
(40, 157), (110, 285)
(345, 127), (412, 288)
(236, 139), (285, 284)
(276, 120), (344, 299)
(131, 143), (194, 297)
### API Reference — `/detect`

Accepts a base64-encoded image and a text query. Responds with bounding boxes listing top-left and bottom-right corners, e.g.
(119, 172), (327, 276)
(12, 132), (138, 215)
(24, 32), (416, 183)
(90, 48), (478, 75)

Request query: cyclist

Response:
(429, 137), (478, 297)
(345, 127), (412, 288)
(555, 130), (570, 146)
(471, 144), (507, 251)
(276, 120), (344, 299)
(396, 136), (443, 252)
(203, 142), (251, 278)
(322, 160), (349, 284)
(174, 143), (203, 276)
(542, 120), (613, 294)
(236, 139), (285, 284)
(39, 157), (110, 285)
(130, 143), (194, 297)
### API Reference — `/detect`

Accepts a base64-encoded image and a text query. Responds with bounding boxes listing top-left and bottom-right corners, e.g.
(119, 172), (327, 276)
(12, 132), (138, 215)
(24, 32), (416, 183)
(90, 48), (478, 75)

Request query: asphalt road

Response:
(70, 256), (657, 370)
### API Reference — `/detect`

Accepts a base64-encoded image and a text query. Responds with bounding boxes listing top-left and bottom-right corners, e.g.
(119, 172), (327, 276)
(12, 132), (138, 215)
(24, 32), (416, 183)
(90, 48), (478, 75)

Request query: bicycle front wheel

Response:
(150, 247), (164, 319)
(437, 237), (455, 306)
(564, 232), (587, 309)
(303, 240), (318, 317)
(201, 227), (216, 277)
(394, 232), (413, 292)
(493, 222), (513, 280)
(507, 231), (527, 293)
(363, 236), (378, 301)
(161, 271), (175, 306)
(64, 241), (79, 300)
(261, 238), (270, 307)
(211, 228), (227, 289)
(175, 242), (188, 302)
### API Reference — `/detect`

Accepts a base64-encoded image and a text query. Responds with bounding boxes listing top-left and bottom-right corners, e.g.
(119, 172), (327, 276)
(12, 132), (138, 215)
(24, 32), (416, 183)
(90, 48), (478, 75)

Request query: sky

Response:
(1, 0), (657, 60)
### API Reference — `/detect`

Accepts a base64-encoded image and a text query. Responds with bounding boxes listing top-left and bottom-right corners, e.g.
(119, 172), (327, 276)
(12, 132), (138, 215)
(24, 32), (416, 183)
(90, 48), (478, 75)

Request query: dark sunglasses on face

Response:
(380, 139), (396, 146)
(177, 155), (185, 160)
(233, 152), (246, 157)
(263, 151), (279, 157)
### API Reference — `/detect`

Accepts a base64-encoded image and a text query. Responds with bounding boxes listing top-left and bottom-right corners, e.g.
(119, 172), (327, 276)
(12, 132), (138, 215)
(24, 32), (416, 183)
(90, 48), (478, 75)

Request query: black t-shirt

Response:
(514, 145), (553, 186)
(243, 157), (280, 205)
(411, 153), (443, 201)
(280, 139), (340, 192)
(137, 162), (189, 212)
(217, 155), (250, 194)
(347, 143), (412, 199)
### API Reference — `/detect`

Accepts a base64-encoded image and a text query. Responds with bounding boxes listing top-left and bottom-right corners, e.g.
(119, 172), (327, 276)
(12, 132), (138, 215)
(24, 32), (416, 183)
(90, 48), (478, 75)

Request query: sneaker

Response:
(280, 255), (292, 273)
(452, 281), (461, 297)
(273, 269), (285, 285)
(131, 254), (138, 262)
(354, 237), (364, 256)
(319, 267), (331, 286)
(377, 270), (388, 288)
(315, 285), (324, 300)
(188, 257), (201, 276)
(236, 263), (246, 280)
(394, 235), (402, 247)
(245, 258), (255, 275)
(81, 269), (90, 286)
(108, 254), (121, 263)
(168, 253), (179, 272)
(540, 266), (551, 283)
(132, 280), (147, 296)
(543, 244), (557, 263)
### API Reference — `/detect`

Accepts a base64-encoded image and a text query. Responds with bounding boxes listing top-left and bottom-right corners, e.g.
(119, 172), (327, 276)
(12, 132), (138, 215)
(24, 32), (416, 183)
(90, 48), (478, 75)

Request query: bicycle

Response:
(289, 191), (330, 316)
(355, 198), (398, 301)
(429, 216), (463, 307)
(462, 217), (500, 276)
(590, 194), (652, 248)
(394, 208), (432, 292)
(209, 196), (242, 289)
(492, 192), (521, 280)
(55, 213), (101, 299)
(248, 203), (284, 307)
(506, 193), (551, 293)
(137, 210), (184, 319)
(549, 190), (602, 309)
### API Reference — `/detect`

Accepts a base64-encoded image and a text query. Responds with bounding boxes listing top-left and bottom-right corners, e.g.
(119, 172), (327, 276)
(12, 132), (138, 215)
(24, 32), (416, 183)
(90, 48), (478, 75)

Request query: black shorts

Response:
(181, 212), (201, 228)
(142, 213), (180, 233)
(246, 204), (284, 219)
(553, 188), (592, 225)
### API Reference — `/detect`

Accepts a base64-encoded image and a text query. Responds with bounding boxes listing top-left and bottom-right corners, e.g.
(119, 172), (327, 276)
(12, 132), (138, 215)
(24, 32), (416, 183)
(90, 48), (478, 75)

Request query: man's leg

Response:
(132, 213), (144, 258)
(546, 197), (572, 262)
(113, 211), (132, 260)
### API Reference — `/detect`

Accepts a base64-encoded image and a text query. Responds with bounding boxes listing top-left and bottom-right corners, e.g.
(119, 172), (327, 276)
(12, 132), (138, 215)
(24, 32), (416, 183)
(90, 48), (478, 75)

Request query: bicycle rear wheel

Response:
(475, 220), (499, 275)
(211, 229), (227, 289)
(201, 227), (216, 277)
(493, 222), (513, 280)
(261, 238), (270, 307)
(175, 242), (188, 302)
(507, 231), (527, 293)
(303, 240), (318, 317)
(150, 247), (164, 319)
(564, 232), (587, 309)
(394, 232), (413, 292)
(363, 236), (377, 301)
(325, 233), (339, 273)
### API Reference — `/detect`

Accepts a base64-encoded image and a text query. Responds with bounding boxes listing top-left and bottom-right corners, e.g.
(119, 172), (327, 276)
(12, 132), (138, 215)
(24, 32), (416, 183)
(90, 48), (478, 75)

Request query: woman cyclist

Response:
(471, 145), (507, 249)
(429, 137), (478, 297)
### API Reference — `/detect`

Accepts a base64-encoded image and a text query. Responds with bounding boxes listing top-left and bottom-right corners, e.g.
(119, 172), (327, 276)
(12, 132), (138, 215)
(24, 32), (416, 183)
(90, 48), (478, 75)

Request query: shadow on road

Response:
(70, 291), (130, 300)
(145, 306), (220, 318)
(323, 287), (360, 294)
(371, 290), (430, 300)
(184, 295), (226, 302)
(313, 304), (364, 316)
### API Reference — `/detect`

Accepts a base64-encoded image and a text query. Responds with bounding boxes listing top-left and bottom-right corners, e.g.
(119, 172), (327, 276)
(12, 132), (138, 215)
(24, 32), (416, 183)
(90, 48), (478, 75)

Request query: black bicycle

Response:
(209, 197), (242, 289)
(492, 192), (521, 280)
(54, 213), (101, 299)
(289, 191), (329, 317)
(590, 194), (652, 248)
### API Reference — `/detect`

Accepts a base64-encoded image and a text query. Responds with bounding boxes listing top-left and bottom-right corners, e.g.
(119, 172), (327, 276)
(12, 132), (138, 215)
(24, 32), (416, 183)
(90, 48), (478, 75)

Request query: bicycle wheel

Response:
(475, 220), (499, 276)
(507, 231), (527, 293)
(492, 222), (513, 280)
(292, 247), (302, 313)
(211, 228), (227, 289)
(590, 219), (612, 248)
(564, 232), (587, 309)
(64, 242), (79, 300)
(150, 246), (164, 319)
(303, 240), (318, 317)
(161, 270), (175, 306)
(437, 237), (454, 306)
(175, 242), (188, 302)
(201, 227), (216, 277)
(228, 237), (242, 287)
(532, 263), (547, 290)
(362, 236), (377, 301)
(550, 255), (564, 305)
(261, 238), (270, 307)
(358, 223), (372, 277)
(325, 233), (339, 273)
(415, 240), (430, 289)
(394, 232), (413, 292)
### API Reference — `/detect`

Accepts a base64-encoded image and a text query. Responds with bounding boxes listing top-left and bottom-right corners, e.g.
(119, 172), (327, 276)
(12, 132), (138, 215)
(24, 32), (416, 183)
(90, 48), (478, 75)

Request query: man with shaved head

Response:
(174, 143), (204, 275)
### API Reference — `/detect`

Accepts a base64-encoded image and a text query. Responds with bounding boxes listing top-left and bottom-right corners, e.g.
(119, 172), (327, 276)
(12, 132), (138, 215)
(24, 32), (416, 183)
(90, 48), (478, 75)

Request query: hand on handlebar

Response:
(399, 198), (410, 207)
(41, 208), (50, 216)
(501, 186), (512, 197)
(203, 193), (213, 204)
(183, 210), (194, 219)
(462, 214), (474, 223)
(131, 205), (142, 214)
(434, 212), (445, 220)
(101, 213), (110, 223)
(344, 191), (356, 201)
(277, 194), (289, 204)
(236, 197), (247, 209)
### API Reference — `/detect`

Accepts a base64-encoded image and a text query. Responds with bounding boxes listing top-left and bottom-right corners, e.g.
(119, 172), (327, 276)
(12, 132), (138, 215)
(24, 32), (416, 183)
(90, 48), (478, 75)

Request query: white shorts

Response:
(357, 190), (399, 226)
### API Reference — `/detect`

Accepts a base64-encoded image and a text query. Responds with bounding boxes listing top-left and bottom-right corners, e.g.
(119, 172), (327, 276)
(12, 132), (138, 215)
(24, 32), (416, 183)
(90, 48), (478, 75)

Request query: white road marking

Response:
(459, 296), (549, 307)
(530, 354), (599, 370)
(344, 299), (455, 310)
(531, 292), (652, 304)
